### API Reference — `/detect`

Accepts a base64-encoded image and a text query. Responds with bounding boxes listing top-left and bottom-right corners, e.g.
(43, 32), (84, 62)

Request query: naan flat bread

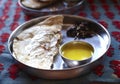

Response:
(13, 15), (63, 69)
(22, 0), (57, 9)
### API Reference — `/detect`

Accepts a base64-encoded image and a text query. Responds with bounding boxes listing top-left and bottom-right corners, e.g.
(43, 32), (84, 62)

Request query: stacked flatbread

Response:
(22, 0), (57, 9)
(13, 15), (63, 69)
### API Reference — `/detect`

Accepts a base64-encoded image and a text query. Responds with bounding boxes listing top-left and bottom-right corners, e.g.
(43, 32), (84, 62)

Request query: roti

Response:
(13, 15), (63, 69)
(22, 0), (57, 9)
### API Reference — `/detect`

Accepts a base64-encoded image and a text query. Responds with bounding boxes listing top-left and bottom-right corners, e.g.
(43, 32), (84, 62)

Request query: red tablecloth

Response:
(0, 0), (120, 84)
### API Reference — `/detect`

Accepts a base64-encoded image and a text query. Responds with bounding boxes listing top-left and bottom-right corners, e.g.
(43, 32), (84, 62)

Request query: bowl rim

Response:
(8, 14), (111, 71)
(18, 0), (85, 12)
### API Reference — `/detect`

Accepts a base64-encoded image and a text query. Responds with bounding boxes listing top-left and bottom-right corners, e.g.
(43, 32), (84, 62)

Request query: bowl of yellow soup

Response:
(60, 41), (94, 67)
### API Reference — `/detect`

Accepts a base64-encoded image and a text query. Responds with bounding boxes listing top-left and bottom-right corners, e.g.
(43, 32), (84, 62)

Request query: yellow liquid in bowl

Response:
(61, 42), (94, 61)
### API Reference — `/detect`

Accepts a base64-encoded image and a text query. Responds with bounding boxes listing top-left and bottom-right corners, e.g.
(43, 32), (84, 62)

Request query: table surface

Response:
(0, 0), (120, 84)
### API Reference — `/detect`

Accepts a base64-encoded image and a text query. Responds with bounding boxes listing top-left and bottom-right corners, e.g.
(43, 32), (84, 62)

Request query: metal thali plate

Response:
(8, 15), (111, 79)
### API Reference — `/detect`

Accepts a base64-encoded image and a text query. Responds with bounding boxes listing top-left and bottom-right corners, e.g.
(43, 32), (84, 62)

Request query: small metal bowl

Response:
(59, 41), (94, 67)
(18, 0), (85, 17)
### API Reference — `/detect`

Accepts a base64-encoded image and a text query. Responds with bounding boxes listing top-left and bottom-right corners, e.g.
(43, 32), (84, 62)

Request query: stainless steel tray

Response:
(8, 15), (111, 79)
(18, 0), (85, 17)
